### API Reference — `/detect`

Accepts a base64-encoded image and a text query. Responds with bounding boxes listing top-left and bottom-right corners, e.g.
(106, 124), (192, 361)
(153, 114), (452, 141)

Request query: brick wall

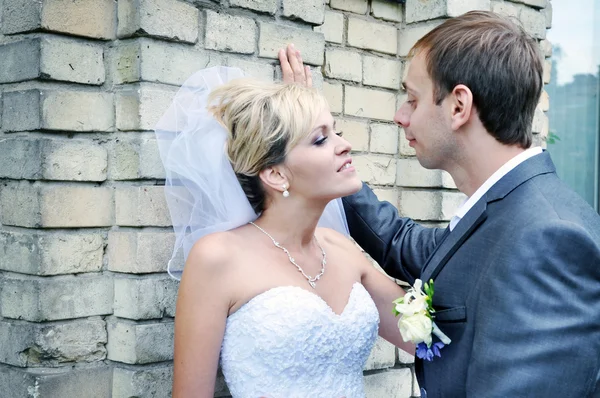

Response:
(0, 0), (551, 397)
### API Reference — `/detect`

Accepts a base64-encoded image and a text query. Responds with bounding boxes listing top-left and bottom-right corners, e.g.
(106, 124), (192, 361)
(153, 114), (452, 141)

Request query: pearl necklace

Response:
(250, 222), (326, 289)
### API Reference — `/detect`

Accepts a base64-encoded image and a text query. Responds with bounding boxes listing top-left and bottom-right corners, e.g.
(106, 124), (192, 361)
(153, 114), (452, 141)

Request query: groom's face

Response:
(395, 52), (455, 170)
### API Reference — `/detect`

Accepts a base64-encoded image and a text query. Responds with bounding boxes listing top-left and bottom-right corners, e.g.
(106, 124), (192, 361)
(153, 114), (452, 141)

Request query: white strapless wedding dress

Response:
(220, 282), (380, 398)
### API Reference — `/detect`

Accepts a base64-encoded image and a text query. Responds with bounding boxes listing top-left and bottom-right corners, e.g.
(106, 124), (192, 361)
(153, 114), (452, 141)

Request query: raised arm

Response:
(172, 234), (233, 398)
(466, 221), (600, 397)
(342, 183), (444, 283)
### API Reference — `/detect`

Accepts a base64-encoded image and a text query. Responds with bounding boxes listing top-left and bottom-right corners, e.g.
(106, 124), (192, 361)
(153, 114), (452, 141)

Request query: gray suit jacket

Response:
(343, 152), (600, 397)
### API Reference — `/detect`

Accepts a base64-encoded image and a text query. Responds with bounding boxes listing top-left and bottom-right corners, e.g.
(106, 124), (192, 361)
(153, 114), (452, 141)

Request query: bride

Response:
(156, 64), (414, 398)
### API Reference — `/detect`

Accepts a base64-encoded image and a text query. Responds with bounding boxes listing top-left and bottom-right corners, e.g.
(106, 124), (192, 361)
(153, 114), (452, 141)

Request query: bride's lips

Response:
(337, 158), (354, 172)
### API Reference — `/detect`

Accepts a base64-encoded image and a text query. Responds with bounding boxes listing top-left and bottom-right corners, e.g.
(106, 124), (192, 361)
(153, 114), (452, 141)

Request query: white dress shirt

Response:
(449, 147), (543, 231)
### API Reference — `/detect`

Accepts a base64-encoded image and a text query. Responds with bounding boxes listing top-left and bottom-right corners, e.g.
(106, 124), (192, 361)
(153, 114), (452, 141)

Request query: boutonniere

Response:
(393, 279), (451, 361)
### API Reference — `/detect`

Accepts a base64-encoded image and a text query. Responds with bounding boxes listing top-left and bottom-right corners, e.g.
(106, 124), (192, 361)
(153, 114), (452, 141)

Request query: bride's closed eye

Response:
(313, 131), (344, 146)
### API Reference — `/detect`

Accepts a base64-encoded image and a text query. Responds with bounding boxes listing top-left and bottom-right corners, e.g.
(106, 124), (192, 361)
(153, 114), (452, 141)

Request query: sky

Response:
(546, 0), (600, 84)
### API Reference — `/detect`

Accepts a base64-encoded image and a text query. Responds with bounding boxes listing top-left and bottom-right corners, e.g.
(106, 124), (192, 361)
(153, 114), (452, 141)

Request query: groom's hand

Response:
(278, 43), (312, 87)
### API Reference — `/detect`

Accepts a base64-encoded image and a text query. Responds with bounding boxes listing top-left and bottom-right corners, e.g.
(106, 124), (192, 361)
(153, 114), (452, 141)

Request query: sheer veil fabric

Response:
(155, 66), (350, 279)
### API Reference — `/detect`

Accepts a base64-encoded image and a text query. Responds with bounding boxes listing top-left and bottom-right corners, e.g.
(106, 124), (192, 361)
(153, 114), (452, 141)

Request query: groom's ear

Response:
(259, 166), (289, 195)
(449, 84), (473, 131)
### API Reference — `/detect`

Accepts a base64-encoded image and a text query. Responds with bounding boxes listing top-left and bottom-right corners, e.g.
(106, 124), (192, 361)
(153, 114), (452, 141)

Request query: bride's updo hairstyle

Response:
(208, 80), (328, 213)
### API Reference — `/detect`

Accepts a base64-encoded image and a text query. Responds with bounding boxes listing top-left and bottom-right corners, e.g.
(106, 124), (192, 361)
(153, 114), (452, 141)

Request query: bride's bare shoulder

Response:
(316, 227), (358, 251)
(184, 230), (245, 277)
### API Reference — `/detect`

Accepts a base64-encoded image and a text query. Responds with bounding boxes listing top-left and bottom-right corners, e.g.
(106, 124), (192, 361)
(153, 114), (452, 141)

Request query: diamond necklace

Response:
(250, 222), (326, 289)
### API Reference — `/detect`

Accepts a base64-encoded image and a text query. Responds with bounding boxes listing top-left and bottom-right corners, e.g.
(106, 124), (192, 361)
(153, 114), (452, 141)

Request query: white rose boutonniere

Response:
(393, 279), (451, 361)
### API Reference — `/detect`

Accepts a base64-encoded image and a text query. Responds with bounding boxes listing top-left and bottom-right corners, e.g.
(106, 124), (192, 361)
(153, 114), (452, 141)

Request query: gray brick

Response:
(338, 118), (369, 152)
(313, 10), (344, 44)
(353, 154), (397, 185)
(110, 137), (164, 180)
(370, 123), (399, 154)
(205, 10), (256, 54)
(519, 6), (546, 39)
(397, 158), (456, 188)
(40, 36), (105, 85)
(2, 89), (114, 133)
(325, 48), (362, 82)
(511, 0), (547, 8)
(344, 86), (396, 121)
(398, 190), (465, 220)
(114, 275), (177, 320)
(363, 56), (402, 89)
(112, 38), (220, 86)
(347, 18), (397, 55)
(115, 84), (177, 131)
(363, 368), (412, 398)
(406, 0), (491, 23)
(0, 181), (114, 228)
(371, 0), (403, 22)
(0, 318), (106, 367)
(398, 21), (443, 56)
(118, 0), (199, 43)
(108, 231), (174, 274)
(323, 82), (343, 114)
(107, 319), (174, 364)
(229, 0), (277, 14)
(330, 0), (368, 14)
(0, 138), (42, 179)
(115, 186), (171, 227)
(0, 39), (41, 84)
(0, 274), (113, 321)
(282, 0), (325, 24)
(259, 22), (325, 66)
(364, 336), (396, 371)
(0, 230), (104, 275)
(112, 365), (173, 398)
(0, 365), (112, 398)
(226, 57), (275, 82)
(1, 0), (117, 39)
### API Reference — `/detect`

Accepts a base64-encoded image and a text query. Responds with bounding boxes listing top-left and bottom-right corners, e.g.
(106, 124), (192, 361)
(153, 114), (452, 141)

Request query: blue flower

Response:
(416, 341), (445, 361)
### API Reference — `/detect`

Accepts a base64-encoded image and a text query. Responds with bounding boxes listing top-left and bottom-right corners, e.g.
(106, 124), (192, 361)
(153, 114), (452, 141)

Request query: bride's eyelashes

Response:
(313, 131), (344, 146)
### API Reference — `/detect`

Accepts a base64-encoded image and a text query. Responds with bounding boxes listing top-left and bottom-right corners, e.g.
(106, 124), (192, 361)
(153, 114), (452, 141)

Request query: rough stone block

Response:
(115, 84), (177, 131)
(539, 39), (552, 58)
(363, 56), (402, 89)
(397, 158), (456, 188)
(0, 182), (113, 228)
(543, 1), (552, 28)
(0, 39), (41, 84)
(115, 186), (171, 227)
(532, 106), (548, 135)
(325, 48), (362, 82)
(40, 36), (105, 85)
(353, 155), (396, 185)
(322, 82), (343, 114)
(370, 123), (398, 154)
(345, 86), (396, 121)
(0, 138), (42, 179)
(226, 57), (275, 82)
(205, 10), (256, 54)
(2, 89), (114, 133)
(406, 0), (491, 23)
(330, 0), (368, 14)
(371, 0), (403, 22)
(118, 0), (199, 43)
(112, 365), (173, 398)
(539, 90), (549, 112)
(398, 190), (465, 220)
(0, 230), (104, 275)
(491, 0), (521, 18)
(542, 58), (552, 84)
(0, 274), (113, 321)
(113, 38), (219, 86)
(1, 0), (117, 39)
(107, 319), (174, 364)
(108, 231), (175, 274)
(110, 136), (164, 180)
(259, 22), (325, 66)
(519, 6), (546, 39)
(364, 336), (396, 371)
(398, 21), (443, 56)
(363, 368), (413, 398)
(511, 0), (547, 8)
(397, 347), (415, 364)
(314, 11), (344, 44)
(347, 18), (397, 55)
(0, 318), (107, 367)
(372, 187), (399, 208)
(282, 0), (325, 24)
(0, 365), (112, 398)
(229, 0), (277, 14)
(338, 119), (369, 152)
(114, 275), (177, 320)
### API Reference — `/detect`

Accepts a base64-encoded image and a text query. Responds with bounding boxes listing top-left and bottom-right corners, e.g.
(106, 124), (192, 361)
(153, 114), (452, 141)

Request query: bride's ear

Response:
(259, 166), (289, 195)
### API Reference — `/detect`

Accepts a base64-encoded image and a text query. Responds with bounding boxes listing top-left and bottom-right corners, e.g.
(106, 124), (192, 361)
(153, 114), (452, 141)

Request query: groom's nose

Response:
(394, 103), (410, 128)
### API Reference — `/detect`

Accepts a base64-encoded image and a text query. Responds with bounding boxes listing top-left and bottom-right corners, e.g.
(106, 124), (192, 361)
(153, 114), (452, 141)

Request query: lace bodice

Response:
(220, 282), (380, 398)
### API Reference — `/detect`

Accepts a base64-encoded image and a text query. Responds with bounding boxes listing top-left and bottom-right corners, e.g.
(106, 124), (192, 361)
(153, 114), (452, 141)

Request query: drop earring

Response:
(282, 184), (290, 198)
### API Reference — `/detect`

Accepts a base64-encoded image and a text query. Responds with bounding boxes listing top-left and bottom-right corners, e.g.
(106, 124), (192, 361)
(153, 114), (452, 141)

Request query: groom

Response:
(282, 11), (600, 398)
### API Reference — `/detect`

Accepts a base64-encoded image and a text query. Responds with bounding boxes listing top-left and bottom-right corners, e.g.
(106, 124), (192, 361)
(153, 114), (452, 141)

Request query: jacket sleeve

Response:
(466, 220), (600, 397)
(342, 182), (445, 283)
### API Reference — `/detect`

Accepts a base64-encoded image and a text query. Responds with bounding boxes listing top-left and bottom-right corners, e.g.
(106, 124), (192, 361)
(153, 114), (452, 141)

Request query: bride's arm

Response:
(172, 234), (234, 398)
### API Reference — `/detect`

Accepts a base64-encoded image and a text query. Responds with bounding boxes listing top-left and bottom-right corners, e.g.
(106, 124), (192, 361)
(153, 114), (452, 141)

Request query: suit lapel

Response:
(420, 199), (487, 283)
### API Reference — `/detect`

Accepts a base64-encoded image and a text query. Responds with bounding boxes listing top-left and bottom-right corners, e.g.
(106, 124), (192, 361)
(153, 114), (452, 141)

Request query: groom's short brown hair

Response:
(410, 11), (543, 148)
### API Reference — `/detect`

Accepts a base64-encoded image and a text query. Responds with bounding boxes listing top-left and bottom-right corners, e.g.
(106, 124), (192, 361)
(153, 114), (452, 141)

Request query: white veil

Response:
(155, 66), (349, 280)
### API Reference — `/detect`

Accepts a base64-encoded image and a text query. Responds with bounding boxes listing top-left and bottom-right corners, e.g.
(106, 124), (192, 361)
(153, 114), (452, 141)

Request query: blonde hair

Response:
(208, 79), (328, 212)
